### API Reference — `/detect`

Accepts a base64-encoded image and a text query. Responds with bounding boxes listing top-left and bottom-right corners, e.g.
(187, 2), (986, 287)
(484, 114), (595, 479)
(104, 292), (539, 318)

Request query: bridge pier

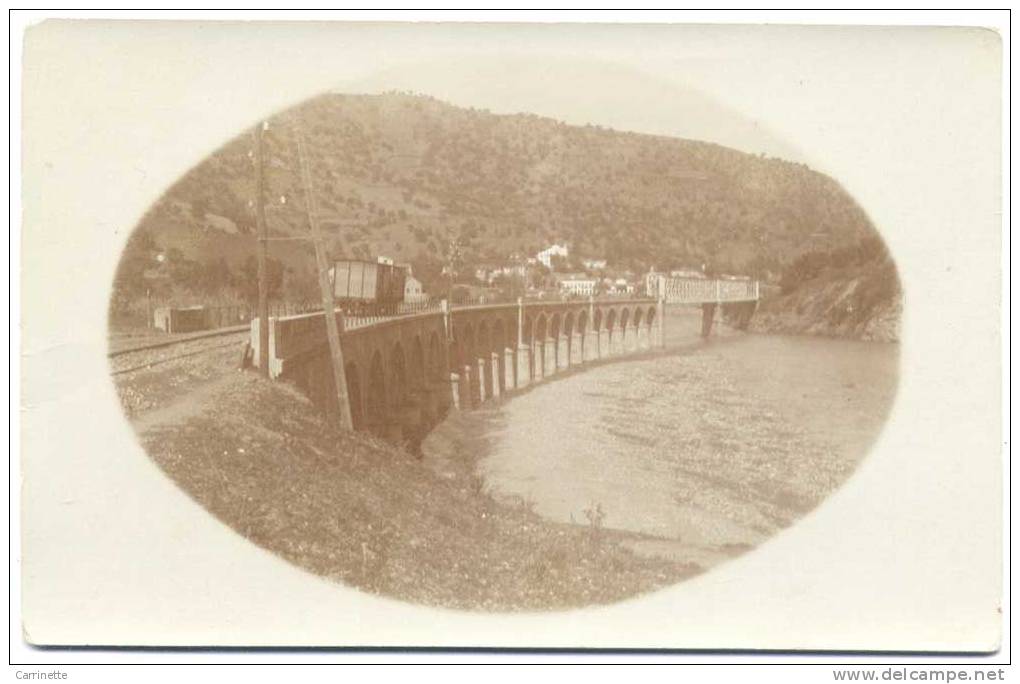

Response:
(544, 338), (557, 376)
(599, 329), (610, 357)
(570, 333), (583, 366)
(701, 303), (717, 338)
(463, 364), (480, 409)
(424, 382), (448, 424)
(449, 372), (462, 411)
(490, 352), (502, 400)
(409, 394), (433, 443)
(505, 348), (517, 390)
(610, 332), (623, 356)
(435, 380), (453, 416)
(732, 300), (757, 330)
(382, 417), (405, 444)
(637, 326), (650, 351)
(395, 402), (421, 444)
(623, 327), (636, 354)
(656, 297), (666, 348)
(515, 346), (529, 389)
(584, 330), (599, 361)
(557, 335), (569, 371)
(533, 341), (545, 381)
(478, 357), (491, 401)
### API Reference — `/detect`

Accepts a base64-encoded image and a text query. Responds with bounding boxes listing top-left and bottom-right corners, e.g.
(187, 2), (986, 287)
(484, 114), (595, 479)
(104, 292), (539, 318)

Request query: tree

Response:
(111, 229), (160, 310)
(239, 255), (284, 304)
(283, 266), (320, 303)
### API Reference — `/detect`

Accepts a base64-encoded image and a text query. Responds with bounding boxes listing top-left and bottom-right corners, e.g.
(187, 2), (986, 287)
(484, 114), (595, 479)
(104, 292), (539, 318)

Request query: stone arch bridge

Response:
(252, 298), (665, 445)
(250, 278), (758, 446)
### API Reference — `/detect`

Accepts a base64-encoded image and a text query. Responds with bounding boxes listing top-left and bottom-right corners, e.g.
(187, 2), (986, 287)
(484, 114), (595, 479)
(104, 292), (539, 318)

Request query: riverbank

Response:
(422, 319), (899, 580)
(125, 364), (701, 611)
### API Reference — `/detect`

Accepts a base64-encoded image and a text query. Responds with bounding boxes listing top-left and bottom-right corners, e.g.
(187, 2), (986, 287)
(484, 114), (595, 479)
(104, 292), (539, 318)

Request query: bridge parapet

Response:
(250, 296), (673, 447)
(650, 276), (760, 304)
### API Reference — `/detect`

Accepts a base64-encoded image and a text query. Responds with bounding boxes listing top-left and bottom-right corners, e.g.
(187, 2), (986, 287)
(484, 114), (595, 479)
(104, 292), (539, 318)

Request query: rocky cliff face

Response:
(750, 259), (901, 342)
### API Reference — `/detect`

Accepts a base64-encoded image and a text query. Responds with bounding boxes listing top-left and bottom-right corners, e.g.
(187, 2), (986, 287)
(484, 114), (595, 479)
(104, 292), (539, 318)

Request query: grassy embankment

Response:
(129, 365), (700, 611)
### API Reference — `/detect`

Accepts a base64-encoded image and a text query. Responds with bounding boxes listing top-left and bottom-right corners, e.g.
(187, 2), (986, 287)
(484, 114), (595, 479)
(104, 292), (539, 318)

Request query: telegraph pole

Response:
(253, 122), (270, 377)
(295, 120), (354, 430)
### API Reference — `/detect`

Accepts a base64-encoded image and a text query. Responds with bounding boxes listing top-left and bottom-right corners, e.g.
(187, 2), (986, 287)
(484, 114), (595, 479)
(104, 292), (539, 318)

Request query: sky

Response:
(337, 53), (805, 162)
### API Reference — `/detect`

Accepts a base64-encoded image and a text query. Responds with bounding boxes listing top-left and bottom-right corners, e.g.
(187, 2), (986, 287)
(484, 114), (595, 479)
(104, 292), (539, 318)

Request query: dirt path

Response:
(113, 338), (245, 421)
(130, 373), (238, 434)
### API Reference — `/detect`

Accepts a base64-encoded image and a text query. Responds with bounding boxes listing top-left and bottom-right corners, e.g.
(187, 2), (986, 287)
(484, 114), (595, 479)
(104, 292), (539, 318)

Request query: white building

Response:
(582, 257), (607, 271)
(558, 278), (598, 297)
(670, 268), (706, 279)
(404, 274), (427, 303)
(611, 278), (635, 295)
(395, 262), (427, 303)
(536, 243), (569, 269)
(475, 263), (528, 284)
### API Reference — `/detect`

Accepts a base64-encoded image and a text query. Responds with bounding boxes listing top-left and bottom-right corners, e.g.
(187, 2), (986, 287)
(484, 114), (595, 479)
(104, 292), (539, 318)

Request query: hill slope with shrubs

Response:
(114, 92), (897, 338)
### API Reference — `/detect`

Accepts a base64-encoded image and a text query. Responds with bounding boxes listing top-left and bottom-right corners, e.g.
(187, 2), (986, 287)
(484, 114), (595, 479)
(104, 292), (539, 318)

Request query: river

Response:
(423, 307), (899, 571)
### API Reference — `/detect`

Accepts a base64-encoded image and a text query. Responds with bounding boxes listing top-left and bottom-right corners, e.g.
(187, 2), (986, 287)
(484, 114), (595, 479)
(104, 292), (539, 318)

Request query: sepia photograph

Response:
(14, 11), (1006, 666)
(107, 88), (899, 612)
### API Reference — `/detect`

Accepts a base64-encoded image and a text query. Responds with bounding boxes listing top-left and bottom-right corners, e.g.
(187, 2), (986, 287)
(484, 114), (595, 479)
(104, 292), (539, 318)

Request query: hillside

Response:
(749, 238), (901, 341)
(115, 92), (882, 312)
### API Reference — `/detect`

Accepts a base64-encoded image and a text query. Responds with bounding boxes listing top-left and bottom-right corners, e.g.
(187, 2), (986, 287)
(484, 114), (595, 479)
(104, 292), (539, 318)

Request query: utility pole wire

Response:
(295, 120), (355, 431)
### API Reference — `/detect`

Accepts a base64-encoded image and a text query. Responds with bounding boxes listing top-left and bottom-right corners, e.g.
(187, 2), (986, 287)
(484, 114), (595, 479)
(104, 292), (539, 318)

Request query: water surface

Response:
(425, 309), (899, 569)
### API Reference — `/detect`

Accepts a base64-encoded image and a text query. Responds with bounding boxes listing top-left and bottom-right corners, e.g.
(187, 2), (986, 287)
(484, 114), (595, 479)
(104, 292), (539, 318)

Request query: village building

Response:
(404, 274), (426, 302)
(475, 262), (529, 284)
(396, 262), (428, 303)
(536, 243), (569, 269)
(610, 277), (635, 295)
(558, 277), (595, 297)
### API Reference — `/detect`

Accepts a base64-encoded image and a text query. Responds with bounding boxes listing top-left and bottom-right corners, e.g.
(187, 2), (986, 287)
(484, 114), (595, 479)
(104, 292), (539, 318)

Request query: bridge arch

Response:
(455, 322), (475, 371)
(534, 314), (548, 378)
(477, 320), (493, 399)
(367, 350), (387, 435)
(410, 334), (426, 392)
(506, 314), (519, 351)
(477, 320), (491, 353)
(494, 318), (509, 392)
(427, 331), (443, 383)
(389, 341), (407, 415)
(493, 318), (507, 351)
(593, 307), (603, 332)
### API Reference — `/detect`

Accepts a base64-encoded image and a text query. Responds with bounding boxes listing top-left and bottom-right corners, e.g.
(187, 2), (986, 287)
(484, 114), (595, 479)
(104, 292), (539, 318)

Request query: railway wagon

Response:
(330, 258), (407, 316)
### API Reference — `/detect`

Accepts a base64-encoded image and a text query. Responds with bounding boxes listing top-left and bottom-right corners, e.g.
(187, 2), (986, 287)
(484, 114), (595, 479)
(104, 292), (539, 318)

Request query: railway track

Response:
(107, 308), (434, 377)
(108, 329), (250, 376)
(108, 324), (252, 358)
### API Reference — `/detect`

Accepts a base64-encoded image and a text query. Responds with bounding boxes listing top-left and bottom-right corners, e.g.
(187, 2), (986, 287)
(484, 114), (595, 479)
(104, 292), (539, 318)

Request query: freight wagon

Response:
(329, 258), (407, 316)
